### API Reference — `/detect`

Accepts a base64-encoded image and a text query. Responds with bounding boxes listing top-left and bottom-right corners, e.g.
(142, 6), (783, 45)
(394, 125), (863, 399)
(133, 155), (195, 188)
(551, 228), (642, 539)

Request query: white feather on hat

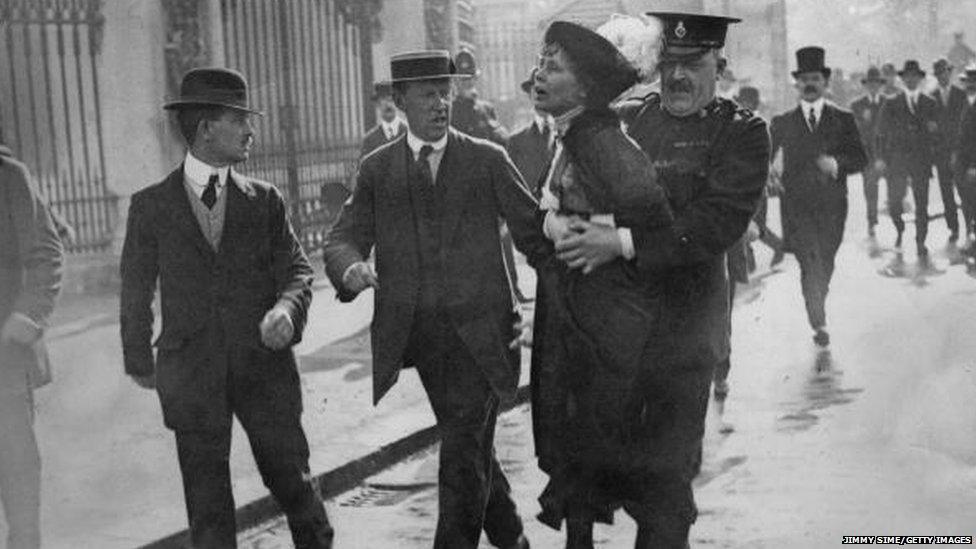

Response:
(596, 14), (663, 84)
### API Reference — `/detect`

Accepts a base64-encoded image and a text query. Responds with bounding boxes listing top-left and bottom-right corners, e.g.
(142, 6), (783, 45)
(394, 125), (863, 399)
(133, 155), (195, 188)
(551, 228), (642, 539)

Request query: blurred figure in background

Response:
(359, 80), (406, 159)
(507, 70), (554, 198)
(947, 32), (976, 75)
(957, 66), (976, 250)
(881, 62), (901, 99)
(451, 48), (509, 145)
(0, 136), (64, 549)
(849, 66), (887, 239)
(931, 58), (967, 244)
(771, 46), (866, 348)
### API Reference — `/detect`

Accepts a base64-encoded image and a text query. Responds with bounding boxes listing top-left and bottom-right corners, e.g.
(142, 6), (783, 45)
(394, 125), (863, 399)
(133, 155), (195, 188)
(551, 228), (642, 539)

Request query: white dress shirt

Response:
(183, 152), (230, 198)
(406, 130), (448, 182)
(800, 97), (825, 131)
(905, 89), (921, 114)
(380, 117), (404, 140)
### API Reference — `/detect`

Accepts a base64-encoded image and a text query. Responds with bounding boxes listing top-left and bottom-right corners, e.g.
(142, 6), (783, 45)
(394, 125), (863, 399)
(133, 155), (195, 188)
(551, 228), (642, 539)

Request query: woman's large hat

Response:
(792, 46), (831, 79)
(163, 67), (263, 115)
(897, 60), (926, 78)
(543, 20), (638, 106)
(390, 50), (462, 83)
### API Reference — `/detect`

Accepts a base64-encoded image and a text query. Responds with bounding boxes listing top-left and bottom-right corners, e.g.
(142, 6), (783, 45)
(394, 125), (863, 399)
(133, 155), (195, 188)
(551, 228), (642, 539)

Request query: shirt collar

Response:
(800, 97), (825, 118)
(406, 130), (448, 158)
(381, 117), (403, 136)
(184, 152), (230, 189)
(534, 113), (552, 134)
(553, 105), (585, 138)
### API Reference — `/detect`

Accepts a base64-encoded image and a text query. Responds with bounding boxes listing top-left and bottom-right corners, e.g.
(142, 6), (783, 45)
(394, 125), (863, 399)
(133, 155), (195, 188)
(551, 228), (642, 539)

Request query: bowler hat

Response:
(390, 50), (462, 83)
(646, 12), (740, 59)
(861, 66), (885, 84)
(897, 60), (925, 78)
(933, 58), (953, 74)
(735, 86), (760, 107)
(543, 20), (638, 106)
(163, 67), (263, 115)
(792, 46), (831, 79)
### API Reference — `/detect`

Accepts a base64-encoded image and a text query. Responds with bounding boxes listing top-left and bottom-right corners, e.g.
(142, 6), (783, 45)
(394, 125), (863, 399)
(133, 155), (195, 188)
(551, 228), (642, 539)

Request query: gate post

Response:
(277, 1), (303, 234)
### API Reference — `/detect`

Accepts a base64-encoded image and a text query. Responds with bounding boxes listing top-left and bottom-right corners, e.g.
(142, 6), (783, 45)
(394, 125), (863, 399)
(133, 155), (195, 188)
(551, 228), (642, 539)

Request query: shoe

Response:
(770, 248), (785, 268)
(713, 379), (730, 401)
(813, 329), (830, 348)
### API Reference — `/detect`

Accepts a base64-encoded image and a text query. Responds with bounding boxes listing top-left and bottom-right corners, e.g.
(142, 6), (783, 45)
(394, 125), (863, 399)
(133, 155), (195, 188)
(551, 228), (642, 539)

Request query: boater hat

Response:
(163, 67), (263, 115)
(792, 46), (831, 79)
(390, 50), (463, 83)
(646, 12), (741, 60)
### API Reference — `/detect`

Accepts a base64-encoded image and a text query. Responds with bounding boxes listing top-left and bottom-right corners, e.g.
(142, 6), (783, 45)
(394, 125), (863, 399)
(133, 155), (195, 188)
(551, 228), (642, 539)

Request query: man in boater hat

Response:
(323, 50), (548, 549)
(770, 47), (866, 348)
(120, 68), (333, 548)
(850, 66), (888, 239)
(570, 12), (769, 547)
(876, 60), (939, 268)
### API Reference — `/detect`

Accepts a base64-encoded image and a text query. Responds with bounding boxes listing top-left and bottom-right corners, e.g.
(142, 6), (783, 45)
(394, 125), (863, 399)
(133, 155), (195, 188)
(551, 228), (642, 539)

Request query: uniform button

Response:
(679, 235), (690, 245)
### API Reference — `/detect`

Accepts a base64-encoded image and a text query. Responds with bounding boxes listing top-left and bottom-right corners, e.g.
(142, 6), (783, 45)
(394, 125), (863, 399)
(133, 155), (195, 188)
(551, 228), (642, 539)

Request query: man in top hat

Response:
(932, 58), (968, 242)
(451, 48), (509, 145)
(850, 66), (888, 238)
(0, 131), (63, 549)
(770, 47), (866, 347)
(876, 60), (939, 266)
(120, 68), (332, 548)
(323, 50), (548, 549)
(360, 80), (407, 159)
(574, 12), (768, 546)
(954, 65), (976, 257)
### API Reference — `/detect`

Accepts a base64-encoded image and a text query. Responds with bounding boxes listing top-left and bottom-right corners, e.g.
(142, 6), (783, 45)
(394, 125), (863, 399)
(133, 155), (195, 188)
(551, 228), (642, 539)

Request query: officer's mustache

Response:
(666, 80), (694, 94)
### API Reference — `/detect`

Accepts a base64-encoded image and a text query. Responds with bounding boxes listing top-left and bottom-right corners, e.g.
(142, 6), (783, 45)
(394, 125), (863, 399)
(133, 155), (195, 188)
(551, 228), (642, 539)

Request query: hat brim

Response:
(897, 69), (925, 77)
(861, 76), (885, 84)
(389, 74), (469, 83)
(163, 100), (264, 116)
(792, 68), (832, 79)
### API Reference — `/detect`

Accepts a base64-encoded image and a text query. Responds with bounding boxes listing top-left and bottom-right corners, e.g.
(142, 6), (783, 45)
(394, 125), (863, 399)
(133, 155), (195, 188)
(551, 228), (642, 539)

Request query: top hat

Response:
(163, 67), (263, 115)
(543, 20), (639, 106)
(520, 68), (537, 94)
(455, 48), (479, 77)
(792, 46), (831, 79)
(390, 50), (462, 83)
(897, 60), (926, 78)
(933, 58), (953, 74)
(735, 86), (760, 107)
(861, 66), (885, 84)
(646, 12), (740, 59)
(372, 80), (394, 100)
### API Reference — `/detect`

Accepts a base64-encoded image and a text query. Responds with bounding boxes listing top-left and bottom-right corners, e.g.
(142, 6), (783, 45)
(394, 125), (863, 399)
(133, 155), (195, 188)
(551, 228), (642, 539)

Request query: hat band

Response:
(392, 57), (454, 81)
(175, 88), (249, 105)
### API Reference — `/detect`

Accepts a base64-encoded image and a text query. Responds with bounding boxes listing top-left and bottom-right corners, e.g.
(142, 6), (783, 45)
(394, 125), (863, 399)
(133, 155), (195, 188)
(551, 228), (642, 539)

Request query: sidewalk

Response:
(22, 260), (536, 549)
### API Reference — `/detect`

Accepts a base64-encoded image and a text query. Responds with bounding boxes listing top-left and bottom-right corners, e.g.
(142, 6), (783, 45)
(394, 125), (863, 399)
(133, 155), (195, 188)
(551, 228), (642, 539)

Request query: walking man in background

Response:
(323, 51), (549, 549)
(850, 66), (887, 239)
(771, 46), (866, 347)
(876, 60), (938, 268)
(120, 68), (332, 548)
(932, 58), (966, 244)
(0, 137), (64, 549)
(360, 80), (407, 159)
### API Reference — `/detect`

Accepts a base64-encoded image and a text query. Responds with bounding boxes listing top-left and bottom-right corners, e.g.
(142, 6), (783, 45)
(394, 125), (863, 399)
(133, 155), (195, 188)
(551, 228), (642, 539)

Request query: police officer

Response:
(451, 48), (509, 145)
(564, 12), (769, 547)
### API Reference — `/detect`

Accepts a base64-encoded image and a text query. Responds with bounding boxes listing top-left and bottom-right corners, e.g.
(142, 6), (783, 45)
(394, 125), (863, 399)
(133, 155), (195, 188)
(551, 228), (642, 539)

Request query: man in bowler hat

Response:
(876, 60), (939, 268)
(360, 80), (407, 159)
(850, 66), (888, 239)
(771, 47), (866, 347)
(323, 51), (548, 548)
(0, 136), (63, 549)
(120, 68), (332, 548)
(586, 12), (769, 546)
(932, 58), (967, 243)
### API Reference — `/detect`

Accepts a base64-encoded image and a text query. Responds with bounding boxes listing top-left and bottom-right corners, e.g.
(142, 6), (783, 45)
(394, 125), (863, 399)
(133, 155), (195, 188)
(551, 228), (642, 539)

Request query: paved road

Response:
(243, 177), (976, 548)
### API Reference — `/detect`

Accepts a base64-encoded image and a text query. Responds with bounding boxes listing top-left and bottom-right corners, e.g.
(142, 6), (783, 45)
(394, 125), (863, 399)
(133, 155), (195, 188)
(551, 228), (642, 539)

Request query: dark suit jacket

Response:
(932, 85), (968, 157)
(771, 103), (867, 208)
(360, 122), (407, 159)
(0, 147), (63, 390)
(957, 103), (976, 171)
(850, 94), (886, 160)
(120, 167), (313, 430)
(506, 121), (552, 197)
(322, 129), (550, 404)
(877, 91), (938, 173)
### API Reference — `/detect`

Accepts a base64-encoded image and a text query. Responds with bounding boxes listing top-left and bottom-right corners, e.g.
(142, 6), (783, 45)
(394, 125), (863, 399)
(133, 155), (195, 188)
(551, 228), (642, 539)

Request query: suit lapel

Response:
(217, 171), (261, 259)
(438, 130), (469, 244)
(163, 166), (215, 260)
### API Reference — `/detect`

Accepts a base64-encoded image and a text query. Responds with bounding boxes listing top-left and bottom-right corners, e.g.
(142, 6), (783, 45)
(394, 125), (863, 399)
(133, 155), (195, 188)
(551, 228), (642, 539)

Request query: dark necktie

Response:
(541, 124), (555, 155)
(202, 173), (218, 209)
(808, 108), (817, 132)
(909, 95), (917, 115)
(417, 145), (435, 186)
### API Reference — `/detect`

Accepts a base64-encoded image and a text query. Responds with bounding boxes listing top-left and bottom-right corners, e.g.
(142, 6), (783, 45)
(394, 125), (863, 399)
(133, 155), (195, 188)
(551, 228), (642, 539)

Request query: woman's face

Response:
(533, 45), (587, 116)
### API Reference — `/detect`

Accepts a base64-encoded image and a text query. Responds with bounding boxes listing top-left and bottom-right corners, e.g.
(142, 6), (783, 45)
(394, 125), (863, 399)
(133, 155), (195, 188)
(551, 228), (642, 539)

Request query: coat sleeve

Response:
(832, 110), (868, 175)
(631, 114), (770, 271)
(322, 161), (377, 302)
(488, 146), (552, 268)
(6, 160), (63, 326)
(268, 185), (314, 346)
(119, 192), (159, 377)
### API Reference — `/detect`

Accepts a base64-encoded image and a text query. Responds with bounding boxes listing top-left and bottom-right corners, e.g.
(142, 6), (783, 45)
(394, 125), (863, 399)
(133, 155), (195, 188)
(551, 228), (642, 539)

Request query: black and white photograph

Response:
(1, 0), (975, 547)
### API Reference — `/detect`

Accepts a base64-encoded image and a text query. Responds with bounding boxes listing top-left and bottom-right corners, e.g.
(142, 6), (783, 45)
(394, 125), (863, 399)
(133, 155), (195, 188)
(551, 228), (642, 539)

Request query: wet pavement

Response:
(241, 177), (976, 548)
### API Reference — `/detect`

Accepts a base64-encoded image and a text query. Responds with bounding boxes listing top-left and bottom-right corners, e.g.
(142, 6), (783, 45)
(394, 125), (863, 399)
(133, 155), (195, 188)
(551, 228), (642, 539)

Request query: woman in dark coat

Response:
(529, 20), (676, 548)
